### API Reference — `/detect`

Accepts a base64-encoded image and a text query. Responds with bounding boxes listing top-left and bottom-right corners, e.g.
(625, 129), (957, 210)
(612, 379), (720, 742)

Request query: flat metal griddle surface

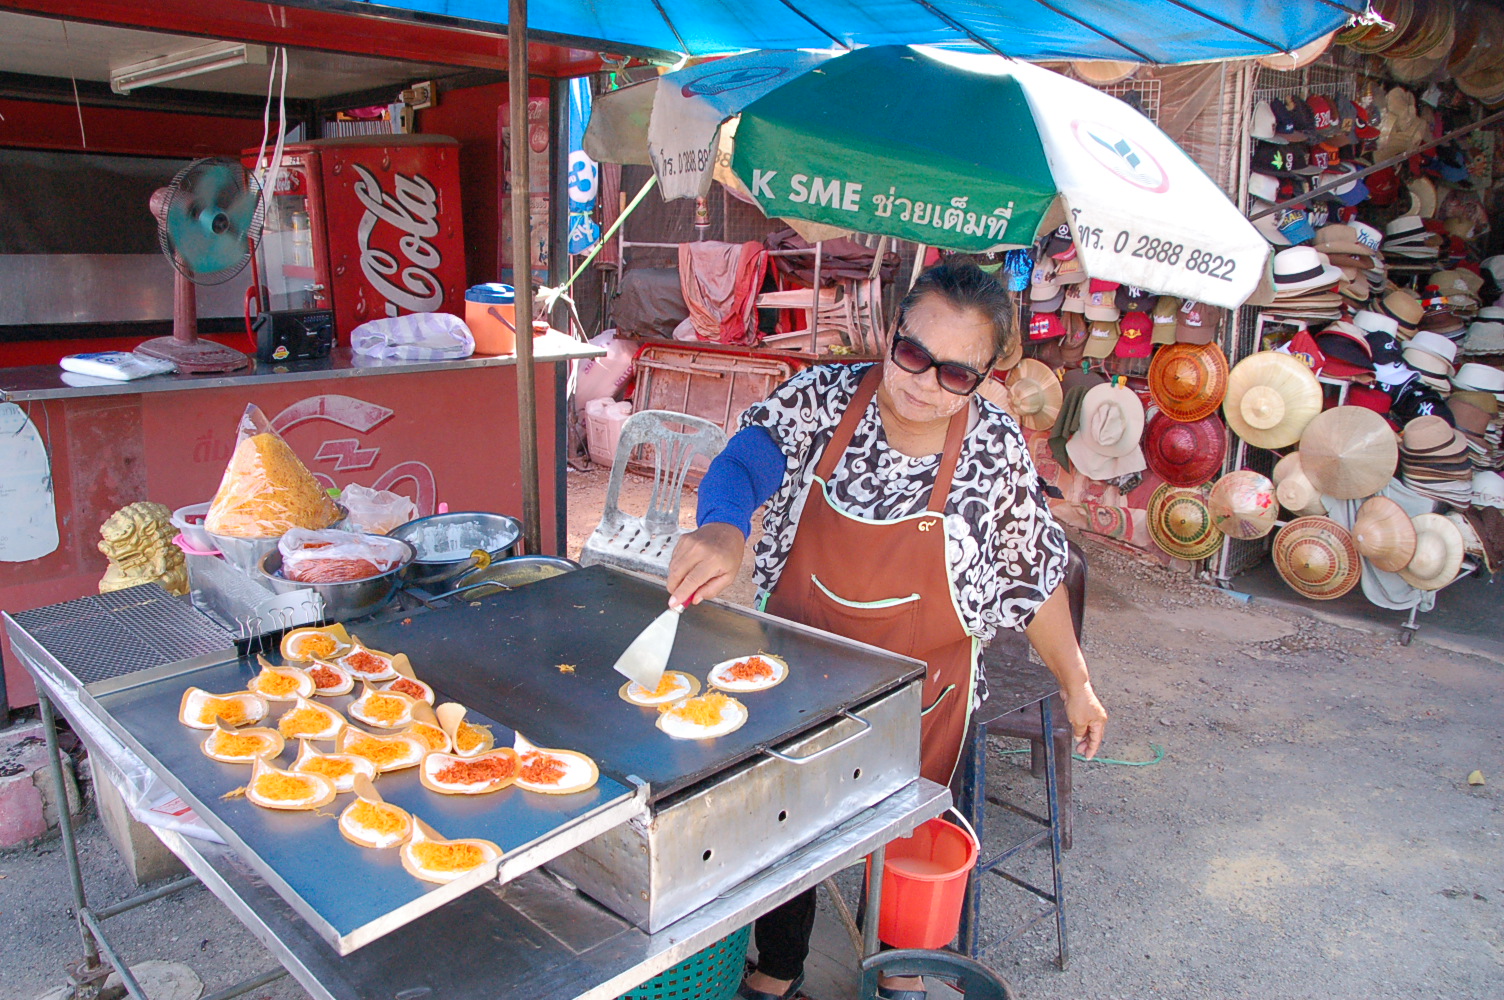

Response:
(93, 655), (634, 953)
(351, 566), (925, 801)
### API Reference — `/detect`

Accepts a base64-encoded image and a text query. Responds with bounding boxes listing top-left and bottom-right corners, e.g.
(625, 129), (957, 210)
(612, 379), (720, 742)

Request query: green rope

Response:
(992, 743), (1166, 766)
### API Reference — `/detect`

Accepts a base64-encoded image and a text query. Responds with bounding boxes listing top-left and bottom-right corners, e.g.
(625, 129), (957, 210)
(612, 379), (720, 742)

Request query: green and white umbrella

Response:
(586, 45), (1267, 309)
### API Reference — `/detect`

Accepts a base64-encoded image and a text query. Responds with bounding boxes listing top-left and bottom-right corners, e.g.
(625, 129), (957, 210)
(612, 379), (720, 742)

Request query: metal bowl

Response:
(257, 539), (416, 623)
(388, 511), (523, 588)
(445, 554), (580, 600)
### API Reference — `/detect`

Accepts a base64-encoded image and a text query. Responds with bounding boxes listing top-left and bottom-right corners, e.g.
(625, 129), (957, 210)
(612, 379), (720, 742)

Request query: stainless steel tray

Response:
(84, 654), (643, 955)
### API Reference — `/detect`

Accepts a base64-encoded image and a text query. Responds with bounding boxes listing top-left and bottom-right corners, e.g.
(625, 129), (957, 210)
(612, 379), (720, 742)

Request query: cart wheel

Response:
(1399, 630), (1413, 647)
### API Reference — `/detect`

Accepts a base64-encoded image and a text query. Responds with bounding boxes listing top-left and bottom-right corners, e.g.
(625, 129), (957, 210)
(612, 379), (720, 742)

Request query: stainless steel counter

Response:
(0, 334), (604, 402)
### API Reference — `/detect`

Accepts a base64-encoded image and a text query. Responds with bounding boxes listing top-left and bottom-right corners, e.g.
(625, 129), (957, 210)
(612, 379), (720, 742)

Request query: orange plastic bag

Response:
(204, 404), (340, 538)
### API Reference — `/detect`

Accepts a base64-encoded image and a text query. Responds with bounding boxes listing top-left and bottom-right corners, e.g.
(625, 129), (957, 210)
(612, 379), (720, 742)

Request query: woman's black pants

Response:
(752, 886), (818, 982)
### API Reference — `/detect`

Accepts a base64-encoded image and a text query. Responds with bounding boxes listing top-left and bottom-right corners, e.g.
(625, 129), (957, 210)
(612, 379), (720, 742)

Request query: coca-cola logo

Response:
(352, 164), (444, 316)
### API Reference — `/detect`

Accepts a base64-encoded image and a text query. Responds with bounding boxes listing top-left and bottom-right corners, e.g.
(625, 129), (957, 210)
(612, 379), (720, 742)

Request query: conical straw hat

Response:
(1352, 496), (1417, 572)
(1298, 406), (1399, 500)
(1223, 352), (1323, 450)
(1072, 60), (1139, 85)
(1272, 452), (1326, 516)
(1147, 484), (1224, 561)
(1003, 359), (1063, 431)
(1398, 513), (1465, 590)
(1207, 470), (1279, 540)
(1273, 516), (1362, 600)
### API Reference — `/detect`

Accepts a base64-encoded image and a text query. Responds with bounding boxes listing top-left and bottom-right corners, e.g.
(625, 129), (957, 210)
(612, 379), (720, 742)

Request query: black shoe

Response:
(736, 973), (806, 1000)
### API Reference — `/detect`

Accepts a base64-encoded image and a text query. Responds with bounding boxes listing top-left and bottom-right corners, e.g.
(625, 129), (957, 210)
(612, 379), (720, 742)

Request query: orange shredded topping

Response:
(279, 707), (334, 737)
(348, 800), (407, 836)
(435, 756), (516, 785)
(407, 724), (448, 751)
(362, 693), (407, 724)
(198, 697), (249, 726)
(345, 650), (389, 675)
(455, 723), (489, 752)
(253, 772), (317, 802)
(727, 656), (776, 682)
(411, 841), (485, 872)
(296, 634), (339, 659)
(209, 731), (271, 757)
(644, 673), (681, 698)
(300, 756), (355, 781)
(671, 693), (732, 728)
(308, 665), (344, 690)
(389, 677), (427, 701)
(255, 671), (301, 697)
(519, 752), (567, 785)
(346, 736), (413, 768)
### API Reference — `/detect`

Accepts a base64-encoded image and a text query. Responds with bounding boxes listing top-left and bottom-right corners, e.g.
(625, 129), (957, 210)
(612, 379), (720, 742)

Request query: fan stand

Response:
(134, 188), (250, 374)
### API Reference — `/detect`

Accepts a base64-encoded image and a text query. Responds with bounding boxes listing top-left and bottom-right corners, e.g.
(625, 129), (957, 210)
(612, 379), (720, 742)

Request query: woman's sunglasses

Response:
(889, 332), (995, 396)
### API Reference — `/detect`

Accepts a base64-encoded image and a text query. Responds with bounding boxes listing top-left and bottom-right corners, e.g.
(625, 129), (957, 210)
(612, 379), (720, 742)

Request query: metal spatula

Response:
(611, 602), (685, 692)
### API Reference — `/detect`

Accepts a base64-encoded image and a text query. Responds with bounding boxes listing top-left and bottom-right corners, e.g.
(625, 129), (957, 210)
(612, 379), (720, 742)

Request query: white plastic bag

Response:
(576, 328), (637, 405)
(339, 483), (418, 534)
(350, 313), (475, 360)
(277, 528), (409, 583)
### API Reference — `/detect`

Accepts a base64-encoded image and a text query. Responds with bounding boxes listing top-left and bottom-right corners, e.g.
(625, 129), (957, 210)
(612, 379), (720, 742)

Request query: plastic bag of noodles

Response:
(204, 404), (341, 538)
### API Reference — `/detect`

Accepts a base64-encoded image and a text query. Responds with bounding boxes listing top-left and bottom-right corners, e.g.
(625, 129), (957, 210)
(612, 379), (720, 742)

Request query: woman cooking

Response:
(667, 260), (1107, 1000)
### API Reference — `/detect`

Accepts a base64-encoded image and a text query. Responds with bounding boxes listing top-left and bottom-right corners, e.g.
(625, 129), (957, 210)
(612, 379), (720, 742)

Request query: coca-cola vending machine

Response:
(244, 136), (466, 342)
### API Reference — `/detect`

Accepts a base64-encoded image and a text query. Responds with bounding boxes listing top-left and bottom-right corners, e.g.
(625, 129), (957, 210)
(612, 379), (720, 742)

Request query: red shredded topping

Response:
(726, 656), (776, 682)
(345, 650), (388, 674)
(520, 752), (567, 785)
(389, 677), (427, 700)
(309, 665), (343, 689)
(434, 756), (517, 785)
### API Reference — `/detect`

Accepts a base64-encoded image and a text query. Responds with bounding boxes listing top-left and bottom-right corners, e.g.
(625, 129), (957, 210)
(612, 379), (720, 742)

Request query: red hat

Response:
(1278, 330), (1326, 372)
(1115, 311), (1154, 358)
(1367, 167), (1400, 205)
(1029, 311), (1065, 341)
(1089, 278), (1121, 294)
(1144, 412), (1228, 487)
(1346, 383), (1392, 416)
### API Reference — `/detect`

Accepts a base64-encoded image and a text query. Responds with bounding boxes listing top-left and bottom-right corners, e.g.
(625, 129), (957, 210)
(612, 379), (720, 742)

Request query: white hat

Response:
(1398, 513), (1466, 591)
(1480, 255), (1504, 282)
(1454, 362), (1504, 395)
(1350, 222), (1384, 254)
(1463, 322), (1504, 355)
(1353, 310), (1399, 337)
(1273, 246), (1342, 295)
(1476, 306), (1504, 321)
(1066, 383), (1147, 481)
(1407, 330), (1458, 365)
(1474, 470), (1504, 509)
(1250, 172), (1280, 202)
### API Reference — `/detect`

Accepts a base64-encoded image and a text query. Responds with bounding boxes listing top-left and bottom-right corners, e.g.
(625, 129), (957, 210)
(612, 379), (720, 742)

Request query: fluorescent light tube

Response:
(111, 41), (267, 95)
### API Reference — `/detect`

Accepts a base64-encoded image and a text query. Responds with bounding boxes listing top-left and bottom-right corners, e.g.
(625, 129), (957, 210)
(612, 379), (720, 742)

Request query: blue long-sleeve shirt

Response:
(695, 426), (786, 538)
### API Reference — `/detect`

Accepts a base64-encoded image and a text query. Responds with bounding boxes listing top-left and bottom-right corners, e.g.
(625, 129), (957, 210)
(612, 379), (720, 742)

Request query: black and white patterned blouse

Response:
(741, 363), (1068, 641)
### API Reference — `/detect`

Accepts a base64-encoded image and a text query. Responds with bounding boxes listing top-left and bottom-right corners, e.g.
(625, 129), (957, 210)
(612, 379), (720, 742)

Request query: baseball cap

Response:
(1151, 296), (1182, 345)
(1308, 95), (1342, 137)
(1032, 285), (1065, 313)
(1278, 330), (1326, 372)
(1084, 288), (1121, 323)
(1252, 141), (1312, 177)
(1268, 98), (1309, 142)
(1060, 282), (1086, 314)
(1059, 313), (1089, 365)
(1083, 320), (1120, 359)
(1042, 223), (1074, 259)
(1175, 300), (1218, 345)
(1116, 285), (1159, 313)
(1115, 311), (1153, 359)
(1028, 311), (1065, 341)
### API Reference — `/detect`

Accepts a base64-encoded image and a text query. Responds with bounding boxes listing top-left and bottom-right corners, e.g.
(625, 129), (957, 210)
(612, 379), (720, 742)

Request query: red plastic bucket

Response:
(868, 817), (979, 949)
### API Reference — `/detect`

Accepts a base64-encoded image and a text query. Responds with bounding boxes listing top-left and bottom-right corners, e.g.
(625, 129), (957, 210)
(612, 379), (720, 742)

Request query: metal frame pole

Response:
(36, 691), (99, 970)
(510, 0), (541, 555)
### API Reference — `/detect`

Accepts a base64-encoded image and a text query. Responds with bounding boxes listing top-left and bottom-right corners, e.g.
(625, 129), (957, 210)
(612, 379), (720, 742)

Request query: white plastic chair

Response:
(578, 409), (728, 577)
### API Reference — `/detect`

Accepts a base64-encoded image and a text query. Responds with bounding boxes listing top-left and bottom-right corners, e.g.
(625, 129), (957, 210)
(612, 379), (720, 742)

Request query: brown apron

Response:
(766, 366), (976, 784)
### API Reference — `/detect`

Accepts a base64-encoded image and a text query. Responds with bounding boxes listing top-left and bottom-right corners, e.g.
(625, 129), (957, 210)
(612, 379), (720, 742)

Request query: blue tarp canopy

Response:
(347, 0), (1367, 62)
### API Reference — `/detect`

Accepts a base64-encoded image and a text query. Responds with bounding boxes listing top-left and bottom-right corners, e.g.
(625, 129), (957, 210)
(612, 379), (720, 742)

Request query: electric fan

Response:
(135, 157), (264, 373)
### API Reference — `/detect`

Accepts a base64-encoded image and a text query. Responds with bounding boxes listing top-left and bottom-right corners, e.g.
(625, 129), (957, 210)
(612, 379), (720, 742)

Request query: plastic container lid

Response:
(465, 283), (515, 304)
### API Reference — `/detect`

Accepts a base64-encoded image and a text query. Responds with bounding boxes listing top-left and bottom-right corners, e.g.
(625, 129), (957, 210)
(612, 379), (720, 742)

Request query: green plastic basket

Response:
(617, 925), (752, 1000)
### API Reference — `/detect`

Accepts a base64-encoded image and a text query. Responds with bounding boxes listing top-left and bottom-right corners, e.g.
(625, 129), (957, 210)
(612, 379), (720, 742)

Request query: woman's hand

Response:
(666, 523), (747, 608)
(1061, 680), (1108, 760)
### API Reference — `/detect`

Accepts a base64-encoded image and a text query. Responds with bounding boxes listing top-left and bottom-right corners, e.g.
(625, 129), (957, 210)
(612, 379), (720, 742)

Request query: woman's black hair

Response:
(896, 259), (1017, 363)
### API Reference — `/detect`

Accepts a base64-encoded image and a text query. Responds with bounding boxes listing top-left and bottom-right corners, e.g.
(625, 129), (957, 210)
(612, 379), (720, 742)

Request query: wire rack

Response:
(1095, 78), (1162, 125)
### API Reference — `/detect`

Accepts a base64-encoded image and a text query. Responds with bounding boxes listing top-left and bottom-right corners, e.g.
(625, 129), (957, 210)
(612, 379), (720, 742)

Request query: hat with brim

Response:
(1352, 496), (1418, 572)
(1382, 289), (1426, 328)
(1454, 362), (1504, 394)
(1223, 351), (1324, 449)
(1274, 516), (1362, 600)
(1144, 412), (1227, 487)
(1005, 359), (1064, 431)
(1398, 513), (1465, 590)
(1402, 348), (1456, 379)
(1298, 406), (1400, 500)
(1273, 246), (1344, 294)
(1148, 342), (1229, 423)
(1082, 320), (1120, 359)
(1273, 453), (1326, 517)
(1207, 470), (1279, 540)
(1148, 484), (1225, 561)
(1066, 383), (1147, 481)
(1474, 470), (1504, 509)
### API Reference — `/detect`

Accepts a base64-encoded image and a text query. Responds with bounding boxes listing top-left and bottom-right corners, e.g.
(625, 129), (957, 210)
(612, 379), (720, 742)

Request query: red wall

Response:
(0, 97), (265, 159)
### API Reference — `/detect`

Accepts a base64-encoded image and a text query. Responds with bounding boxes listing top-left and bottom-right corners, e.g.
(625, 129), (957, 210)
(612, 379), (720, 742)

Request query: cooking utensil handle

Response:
(762, 710), (870, 765)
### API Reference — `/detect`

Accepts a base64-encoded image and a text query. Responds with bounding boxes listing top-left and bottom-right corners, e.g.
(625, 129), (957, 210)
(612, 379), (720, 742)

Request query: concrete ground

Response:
(2, 466), (1499, 1000)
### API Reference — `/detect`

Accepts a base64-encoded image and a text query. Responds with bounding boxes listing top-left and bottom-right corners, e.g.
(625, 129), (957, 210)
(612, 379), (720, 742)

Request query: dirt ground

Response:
(2, 467), (1499, 1000)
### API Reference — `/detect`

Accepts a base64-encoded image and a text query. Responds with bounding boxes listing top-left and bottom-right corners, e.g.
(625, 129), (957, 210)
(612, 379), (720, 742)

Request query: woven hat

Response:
(1272, 452), (1326, 516)
(1207, 470), (1279, 540)
(1223, 351), (1324, 449)
(1274, 517), (1361, 599)
(1273, 246), (1343, 295)
(1144, 412), (1227, 487)
(1454, 362), (1504, 394)
(1066, 383), (1147, 480)
(1148, 342), (1229, 423)
(1381, 289), (1425, 328)
(1147, 484), (1225, 561)
(1004, 359), (1064, 431)
(1462, 321), (1504, 354)
(1398, 513), (1465, 590)
(1352, 496), (1418, 572)
(1298, 406), (1400, 499)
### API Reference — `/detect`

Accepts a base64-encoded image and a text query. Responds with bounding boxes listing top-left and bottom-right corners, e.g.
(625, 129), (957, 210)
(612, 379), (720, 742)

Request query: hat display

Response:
(1352, 496), (1418, 572)
(1148, 342), (1229, 423)
(1207, 470), (1279, 540)
(1273, 516), (1362, 600)
(1223, 351), (1324, 449)
(1299, 406), (1400, 500)
(1004, 359), (1063, 432)
(1398, 513), (1465, 591)
(1147, 484), (1225, 561)
(1399, 415), (1473, 506)
(1066, 383), (1147, 481)
(1272, 452), (1326, 517)
(1143, 412), (1227, 487)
